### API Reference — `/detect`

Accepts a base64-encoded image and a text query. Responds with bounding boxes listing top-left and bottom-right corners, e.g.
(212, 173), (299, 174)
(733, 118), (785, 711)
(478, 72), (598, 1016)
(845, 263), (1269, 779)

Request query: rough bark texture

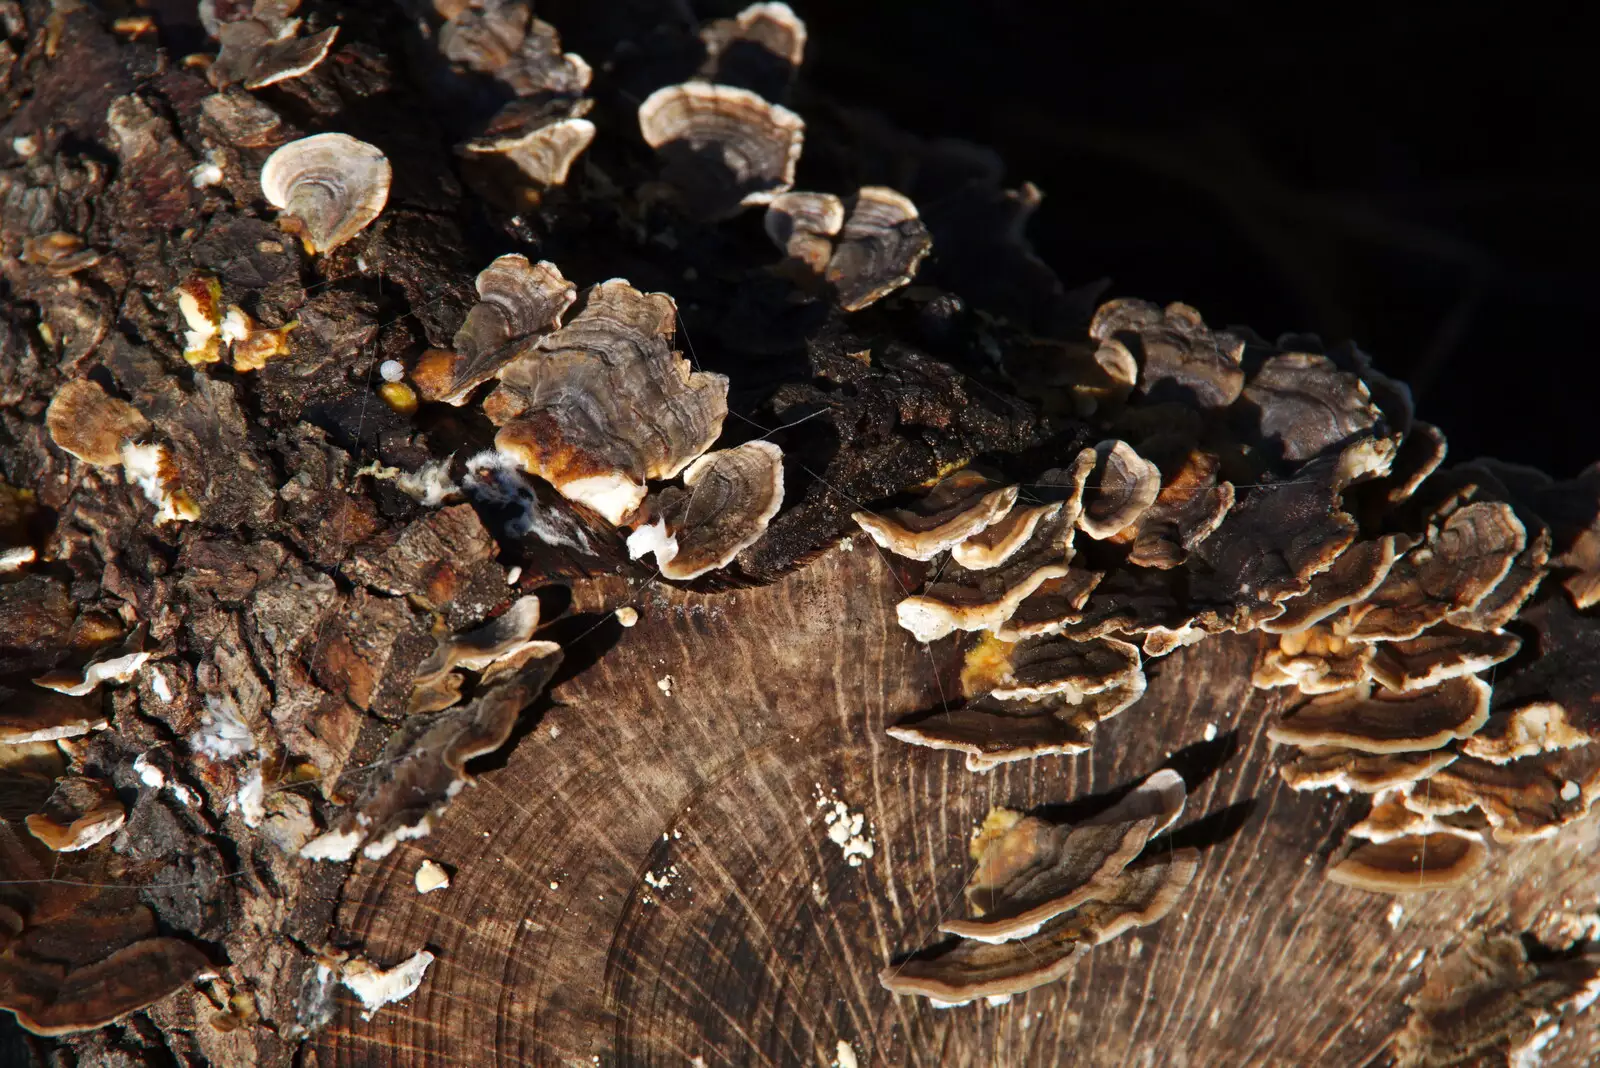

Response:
(2, 3), (1599, 1067)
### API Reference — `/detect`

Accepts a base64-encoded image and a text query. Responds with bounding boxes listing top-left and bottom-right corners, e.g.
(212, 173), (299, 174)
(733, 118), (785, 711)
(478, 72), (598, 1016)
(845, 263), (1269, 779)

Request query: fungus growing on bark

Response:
(825, 187), (933, 312)
(44, 379), (149, 468)
(418, 255), (576, 405)
(699, 1), (807, 96)
(1262, 534), (1415, 634)
(302, 642), (561, 861)
(458, 102), (596, 191)
(1089, 299), (1246, 409)
(764, 190), (843, 273)
(1237, 352), (1383, 464)
(1266, 677), (1491, 752)
(1253, 625), (1376, 695)
(1366, 623), (1521, 692)
(485, 279), (729, 525)
(260, 133), (392, 253)
(852, 469), (1017, 561)
(210, 20), (338, 90)
(1342, 501), (1526, 642)
(407, 595), (556, 714)
(0, 689), (106, 746)
(23, 776), (125, 852)
(33, 630), (150, 696)
(637, 82), (804, 220)
(1115, 446), (1235, 569)
(625, 440), (784, 581)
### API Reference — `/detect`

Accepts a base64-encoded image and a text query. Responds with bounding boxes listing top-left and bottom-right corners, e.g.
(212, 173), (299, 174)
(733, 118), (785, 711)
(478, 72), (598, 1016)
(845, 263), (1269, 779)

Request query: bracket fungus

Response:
(825, 187), (934, 312)
(881, 772), (1196, 1005)
(625, 440), (784, 581)
(260, 133), (392, 253)
(853, 468), (1018, 561)
(458, 101), (596, 192)
(417, 254), (576, 405)
(764, 190), (843, 274)
(699, 2), (807, 97)
(637, 82), (804, 220)
(484, 279), (729, 525)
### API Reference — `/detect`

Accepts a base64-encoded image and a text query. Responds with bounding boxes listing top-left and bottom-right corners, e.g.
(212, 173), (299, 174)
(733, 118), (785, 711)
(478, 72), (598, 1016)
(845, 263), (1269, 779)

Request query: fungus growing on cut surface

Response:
(23, 776), (125, 852)
(417, 255), (576, 405)
(1077, 440), (1161, 540)
(1278, 747), (1458, 793)
(1325, 830), (1488, 892)
(637, 82), (804, 220)
(625, 440), (784, 580)
(1266, 677), (1491, 753)
(44, 379), (150, 468)
(894, 496), (1077, 642)
(824, 187), (933, 312)
(459, 101), (596, 191)
(853, 468), (1018, 561)
(1391, 933), (1600, 1067)
(940, 769), (1184, 941)
(1088, 299), (1247, 409)
(302, 641), (561, 861)
(260, 133), (392, 253)
(484, 279), (729, 526)
(764, 191), (844, 274)
(407, 595), (557, 713)
(881, 847), (1198, 1005)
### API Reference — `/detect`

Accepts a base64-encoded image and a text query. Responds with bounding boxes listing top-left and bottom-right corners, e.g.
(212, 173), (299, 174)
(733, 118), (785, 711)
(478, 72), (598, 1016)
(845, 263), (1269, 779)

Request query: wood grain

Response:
(317, 540), (1600, 1066)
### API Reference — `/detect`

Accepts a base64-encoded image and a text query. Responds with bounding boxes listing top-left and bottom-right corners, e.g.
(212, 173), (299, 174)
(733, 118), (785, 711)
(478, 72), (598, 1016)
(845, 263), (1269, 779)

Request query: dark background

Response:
(788, 1), (1596, 475)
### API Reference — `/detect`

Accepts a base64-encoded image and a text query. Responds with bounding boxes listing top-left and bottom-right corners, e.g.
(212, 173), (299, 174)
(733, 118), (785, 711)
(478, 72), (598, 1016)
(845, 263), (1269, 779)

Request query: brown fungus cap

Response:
(1077, 440), (1161, 540)
(1117, 446), (1235, 569)
(1393, 933), (1600, 1068)
(1400, 749), (1600, 843)
(888, 672), (1146, 772)
(1089, 298), (1246, 409)
(1237, 352), (1382, 464)
(699, 1), (807, 94)
(625, 440), (785, 581)
(485, 279), (729, 525)
(941, 768), (1184, 941)
(423, 254), (576, 405)
(637, 82), (804, 221)
(1447, 525), (1550, 632)
(45, 379), (150, 468)
(210, 20), (338, 90)
(895, 498), (1076, 642)
(24, 776), (125, 852)
(880, 848), (1197, 1005)
(1342, 501), (1525, 642)
(1266, 676), (1491, 754)
(437, 7), (591, 99)
(302, 648), (562, 862)
(0, 688), (106, 745)
(994, 569), (1105, 641)
(967, 633), (1143, 703)
(763, 190), (843, 274)
(1462, 702), (1592, 764)
(824, 187), (933, 312)
(1262, 534), (1416, 635)
(1279, 747), (1458, 794)
(1371, 421), (1448, 506)
(459, 101), (596, 190)
(1326, 830), (1487, 893)
(1367, 623), (1521, 692)
(260, 132), (392, 253)
(853, 468), (1018, 561)
(33, 628), (151, 696)
(408, 595), (555, 705)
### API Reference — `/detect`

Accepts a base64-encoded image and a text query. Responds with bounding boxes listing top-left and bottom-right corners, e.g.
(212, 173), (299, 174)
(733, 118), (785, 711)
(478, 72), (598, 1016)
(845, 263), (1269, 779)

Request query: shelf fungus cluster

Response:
(202, 0), (340, 91)
(880, 771), (1197, 1005)
(1259, 454), (1600, 892)
(437, 2), (597, 195)
(765, 186), (933, 311)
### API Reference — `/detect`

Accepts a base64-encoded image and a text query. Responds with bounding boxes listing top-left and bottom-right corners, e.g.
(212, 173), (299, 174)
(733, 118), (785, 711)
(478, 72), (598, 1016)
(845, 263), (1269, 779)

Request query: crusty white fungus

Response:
(338, 950), (435, 1020)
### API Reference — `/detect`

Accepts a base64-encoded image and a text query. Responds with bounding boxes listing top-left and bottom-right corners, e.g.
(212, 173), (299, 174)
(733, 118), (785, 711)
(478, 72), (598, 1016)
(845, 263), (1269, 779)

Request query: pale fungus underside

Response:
(1, 1), (1598, 1066)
